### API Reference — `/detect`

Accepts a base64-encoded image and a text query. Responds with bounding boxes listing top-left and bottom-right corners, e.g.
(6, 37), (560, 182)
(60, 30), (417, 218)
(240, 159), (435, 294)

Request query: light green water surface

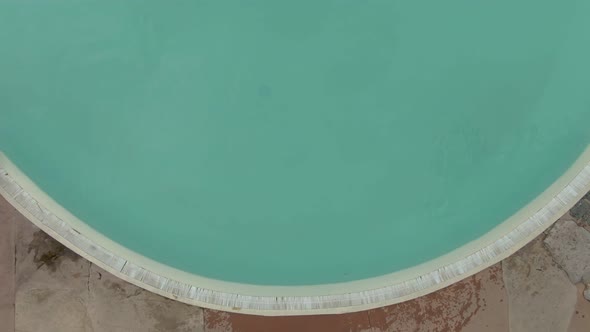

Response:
(1, 0), (589, 285)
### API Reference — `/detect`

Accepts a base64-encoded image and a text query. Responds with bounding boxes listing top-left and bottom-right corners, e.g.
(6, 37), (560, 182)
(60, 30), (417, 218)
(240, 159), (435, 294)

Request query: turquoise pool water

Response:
(1, 0), (589, 286)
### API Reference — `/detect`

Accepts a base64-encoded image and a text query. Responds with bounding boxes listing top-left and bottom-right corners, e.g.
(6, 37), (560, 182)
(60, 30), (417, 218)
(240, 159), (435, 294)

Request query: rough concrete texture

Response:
(544, 219), (590, 284)
(503, 238), (578, 332)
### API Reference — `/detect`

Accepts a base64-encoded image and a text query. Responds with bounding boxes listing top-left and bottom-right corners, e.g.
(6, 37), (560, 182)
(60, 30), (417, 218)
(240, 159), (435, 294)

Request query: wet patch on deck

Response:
(27, 230), (79, 272)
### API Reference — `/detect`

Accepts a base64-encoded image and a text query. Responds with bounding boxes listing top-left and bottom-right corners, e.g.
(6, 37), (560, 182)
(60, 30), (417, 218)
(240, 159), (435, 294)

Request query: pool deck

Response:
(1, 193), (590, 331)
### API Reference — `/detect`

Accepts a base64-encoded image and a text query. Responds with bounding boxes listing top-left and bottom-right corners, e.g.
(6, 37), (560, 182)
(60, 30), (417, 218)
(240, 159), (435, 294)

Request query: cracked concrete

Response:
(2, 191), (590, 331)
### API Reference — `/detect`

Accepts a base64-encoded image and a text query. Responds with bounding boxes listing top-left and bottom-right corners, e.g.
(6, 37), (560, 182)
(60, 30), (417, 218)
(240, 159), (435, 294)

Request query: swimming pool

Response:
(1, 0), (590, 315)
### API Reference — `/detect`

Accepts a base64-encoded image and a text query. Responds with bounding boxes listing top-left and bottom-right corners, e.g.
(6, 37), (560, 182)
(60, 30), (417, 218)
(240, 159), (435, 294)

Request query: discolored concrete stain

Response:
(27, 230), (79, 272)
(102, 278), (143, 299)
(30, 288), (54, 303)
(14, 202), (93, 332)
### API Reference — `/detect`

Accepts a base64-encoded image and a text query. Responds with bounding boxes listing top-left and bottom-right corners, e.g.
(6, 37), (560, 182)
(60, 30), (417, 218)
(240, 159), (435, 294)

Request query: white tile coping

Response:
(1, 148), (589, 316)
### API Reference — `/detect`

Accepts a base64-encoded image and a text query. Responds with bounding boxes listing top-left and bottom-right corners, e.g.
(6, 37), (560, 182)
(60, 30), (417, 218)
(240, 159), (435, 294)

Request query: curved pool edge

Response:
(1, 147), (589, 316)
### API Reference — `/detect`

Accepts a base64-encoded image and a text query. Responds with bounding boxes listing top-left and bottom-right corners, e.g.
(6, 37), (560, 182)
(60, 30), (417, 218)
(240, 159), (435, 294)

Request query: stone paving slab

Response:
(544, 219), (590, 284)
(503, 238), (577, 332)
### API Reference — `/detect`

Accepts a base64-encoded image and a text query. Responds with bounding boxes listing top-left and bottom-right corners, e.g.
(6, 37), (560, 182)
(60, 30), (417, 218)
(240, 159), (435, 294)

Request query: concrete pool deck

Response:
(1, 192), (590, 331)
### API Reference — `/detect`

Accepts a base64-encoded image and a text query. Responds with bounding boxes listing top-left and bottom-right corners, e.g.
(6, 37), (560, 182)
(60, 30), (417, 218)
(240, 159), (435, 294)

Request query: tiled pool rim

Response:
(1, 148), (589, 316)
